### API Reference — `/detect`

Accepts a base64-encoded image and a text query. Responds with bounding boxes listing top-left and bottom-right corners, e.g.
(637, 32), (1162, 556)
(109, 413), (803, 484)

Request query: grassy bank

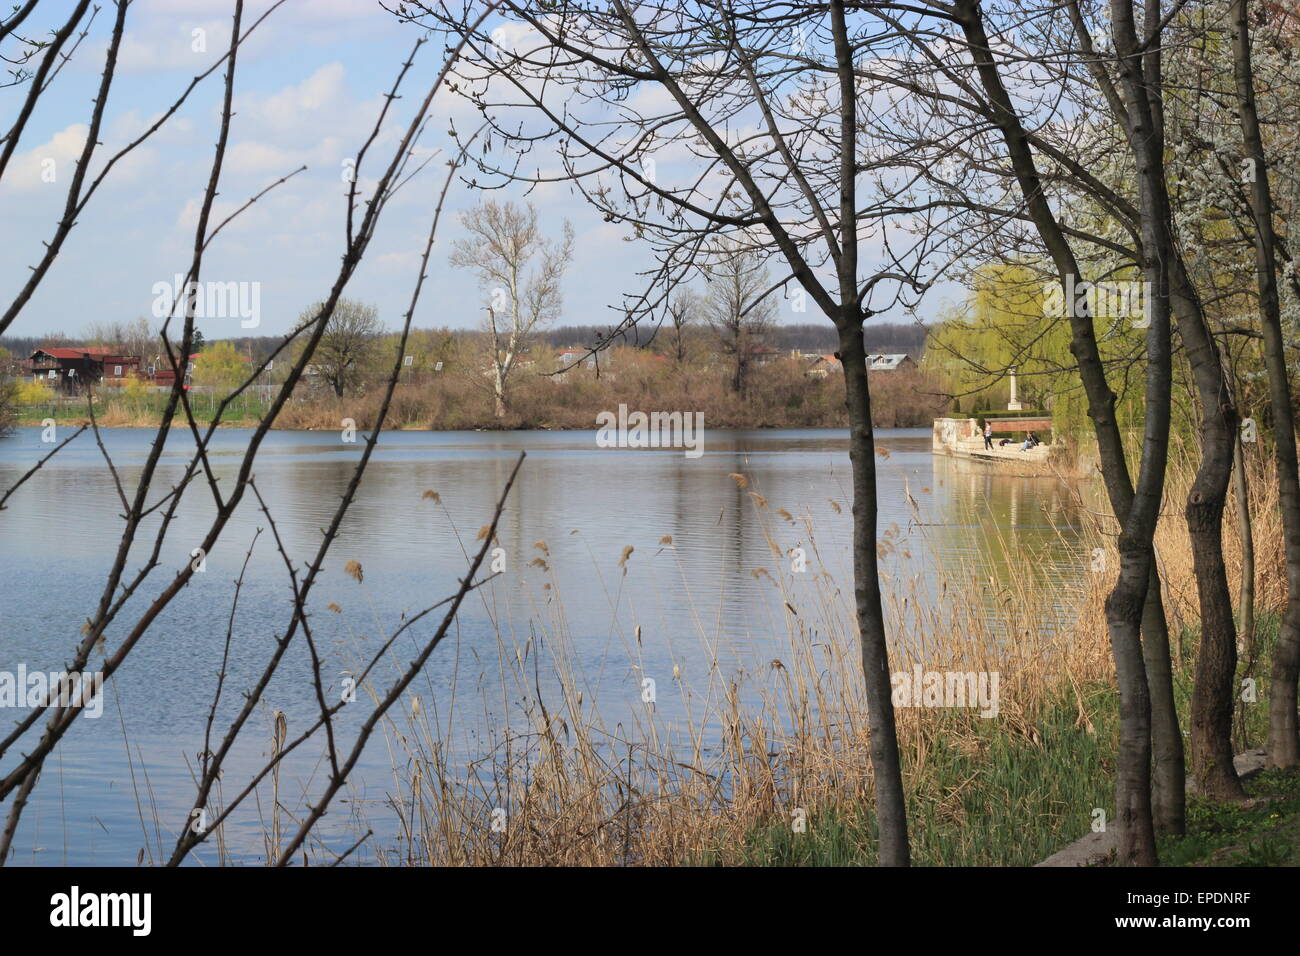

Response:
(692, 680), (1119, 866)
(13, 391), (272, 428)
(697, 615), (1286, 867)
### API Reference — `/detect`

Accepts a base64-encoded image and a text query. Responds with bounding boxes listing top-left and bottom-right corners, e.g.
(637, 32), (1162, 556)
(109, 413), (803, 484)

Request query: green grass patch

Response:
(1159, 768), (1300, 867)
(13, 391), (272, 427)
(694, 683), (1120, 866)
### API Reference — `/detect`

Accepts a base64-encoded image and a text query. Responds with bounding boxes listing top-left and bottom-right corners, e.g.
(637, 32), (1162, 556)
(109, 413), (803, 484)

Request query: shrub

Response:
(15, 379), (54, 405)
(121, 376), (150, 403)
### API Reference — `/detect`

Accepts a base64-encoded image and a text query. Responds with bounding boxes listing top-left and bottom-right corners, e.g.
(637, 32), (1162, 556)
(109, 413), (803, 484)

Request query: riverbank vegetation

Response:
(309, 448), (1284, 866)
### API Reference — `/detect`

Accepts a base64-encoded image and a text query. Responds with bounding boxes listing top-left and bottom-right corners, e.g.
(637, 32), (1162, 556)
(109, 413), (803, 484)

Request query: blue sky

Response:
(2, 0), (947, 342)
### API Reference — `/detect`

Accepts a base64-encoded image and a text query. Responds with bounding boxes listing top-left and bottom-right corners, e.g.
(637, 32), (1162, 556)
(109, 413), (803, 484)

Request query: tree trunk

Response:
(956, 0), (1171, 861)
(493, 364), (507, 418)
(838, 321), (909, 867)
(1107, 0), (1244, 805)
(1233, 433), (1256, 753)
(1107, 560), (1157, 863)
(1142, 571), (1185, 836)
(1233, 434), (1255, 663)
(1187, 478), (1246, 799)
(826, 0), (907, 866)
(1230, 0), (1300, 769)
(1165, 252), (1244, 801)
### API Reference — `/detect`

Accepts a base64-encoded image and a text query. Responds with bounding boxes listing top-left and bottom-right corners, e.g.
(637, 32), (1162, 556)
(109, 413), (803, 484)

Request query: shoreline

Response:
(8, 416), (833, 433)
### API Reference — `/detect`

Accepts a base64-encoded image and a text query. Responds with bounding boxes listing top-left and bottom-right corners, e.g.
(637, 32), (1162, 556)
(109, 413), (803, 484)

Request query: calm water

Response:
(0, 426), (1094, 864)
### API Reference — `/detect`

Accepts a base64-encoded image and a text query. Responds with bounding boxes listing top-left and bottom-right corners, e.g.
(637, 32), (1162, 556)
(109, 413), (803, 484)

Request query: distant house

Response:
(143, 353), (199, 388)
(745, 343), (781, 366)
(806, 353), (842, 378)
(27, 347), (141, 393)
(868, 353), (917, 371)
(555, 347), (598, 370)
(802, 352), (916, 376)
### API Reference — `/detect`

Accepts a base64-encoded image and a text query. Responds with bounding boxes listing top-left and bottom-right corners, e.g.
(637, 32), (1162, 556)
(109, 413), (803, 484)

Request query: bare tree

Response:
(700, 240), (775, 395)
(666, 293), (695, 366)
(85, 316), (159, 361)
(0, 346), (15, 436)
(450, 199), (573, 416)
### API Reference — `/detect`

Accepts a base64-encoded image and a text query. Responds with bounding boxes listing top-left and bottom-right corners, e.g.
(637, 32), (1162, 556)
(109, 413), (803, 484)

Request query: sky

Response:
(1, 0), (952, 343)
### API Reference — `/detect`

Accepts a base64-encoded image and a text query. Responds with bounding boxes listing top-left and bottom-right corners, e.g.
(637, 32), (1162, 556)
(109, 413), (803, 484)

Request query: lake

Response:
(0, 425), (1096, 864)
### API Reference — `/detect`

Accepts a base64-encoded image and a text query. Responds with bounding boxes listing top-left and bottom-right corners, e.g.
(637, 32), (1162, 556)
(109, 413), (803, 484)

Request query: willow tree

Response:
(924, 262), (1146, 440)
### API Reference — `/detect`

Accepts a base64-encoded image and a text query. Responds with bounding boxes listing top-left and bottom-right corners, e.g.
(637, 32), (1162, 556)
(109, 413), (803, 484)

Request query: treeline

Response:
(1, 337), (947, 434)
(263, 346), (947, 432)
(3, 319), (943, 433)
(533, 321), (929, 355)
(2, 319), (930, 367)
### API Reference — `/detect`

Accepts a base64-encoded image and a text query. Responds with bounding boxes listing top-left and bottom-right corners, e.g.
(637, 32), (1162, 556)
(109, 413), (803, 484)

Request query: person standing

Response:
(983, 421), (994, 450)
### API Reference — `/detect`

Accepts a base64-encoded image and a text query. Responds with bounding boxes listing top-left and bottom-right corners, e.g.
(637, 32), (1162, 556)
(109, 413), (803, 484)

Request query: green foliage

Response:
(120, 376), (150, 403)
(696, 614), (1299, 867)
(192, 341), (247, 392)
(0, 381), (16, 435)
(291, 299), (384, 398)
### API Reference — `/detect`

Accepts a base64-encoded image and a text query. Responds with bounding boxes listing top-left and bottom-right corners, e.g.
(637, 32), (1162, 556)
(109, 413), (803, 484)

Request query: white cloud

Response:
(116, 18), (236, 73)
(0, 125), (89, 193)
(233, 64), (399, 166)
